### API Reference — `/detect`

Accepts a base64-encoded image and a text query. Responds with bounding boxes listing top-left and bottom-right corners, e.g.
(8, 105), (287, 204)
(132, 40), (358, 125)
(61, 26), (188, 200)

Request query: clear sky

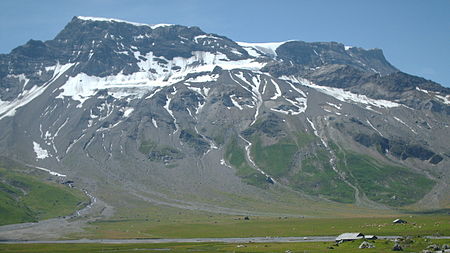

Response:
(1, 0), (449, 87)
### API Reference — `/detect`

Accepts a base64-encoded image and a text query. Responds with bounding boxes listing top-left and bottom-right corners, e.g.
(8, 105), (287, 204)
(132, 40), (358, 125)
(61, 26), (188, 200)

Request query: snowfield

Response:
(281, 75), (400, 109)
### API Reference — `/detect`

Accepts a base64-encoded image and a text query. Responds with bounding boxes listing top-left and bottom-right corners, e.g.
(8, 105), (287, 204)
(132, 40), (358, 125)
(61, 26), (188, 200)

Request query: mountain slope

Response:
(0, 16), (449, 220)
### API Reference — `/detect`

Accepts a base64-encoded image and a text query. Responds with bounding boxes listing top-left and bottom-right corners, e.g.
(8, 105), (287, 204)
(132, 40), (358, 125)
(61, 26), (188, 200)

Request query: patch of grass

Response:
(225, 137), (268, 187)
(138, 139), (157, 154)
(292, 151), (355, 203)
(0, 167), (89, 225)
(251, 136), (298, 177)
(335, 150), (435, 206)
(0, 181), (35, 224)
(249, 131), (316, 179)
(296, 131), (316, 147)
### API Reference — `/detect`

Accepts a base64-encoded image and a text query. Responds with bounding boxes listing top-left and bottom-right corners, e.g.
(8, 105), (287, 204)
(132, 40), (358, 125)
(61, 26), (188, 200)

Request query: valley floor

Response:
(1, 238), (450, 253)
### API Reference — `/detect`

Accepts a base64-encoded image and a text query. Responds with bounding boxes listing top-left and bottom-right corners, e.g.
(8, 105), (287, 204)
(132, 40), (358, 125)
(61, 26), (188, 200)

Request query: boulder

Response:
(426, 244), (440, 251)
(392, 243), (403, 251)
(359, 241), (375, 249)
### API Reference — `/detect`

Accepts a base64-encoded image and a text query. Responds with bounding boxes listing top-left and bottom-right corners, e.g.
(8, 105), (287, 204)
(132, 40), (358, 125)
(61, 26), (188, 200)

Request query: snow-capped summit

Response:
(0, 17), (449, 217)
(237, 41), (288, 57)
(75, 16), (174, 29)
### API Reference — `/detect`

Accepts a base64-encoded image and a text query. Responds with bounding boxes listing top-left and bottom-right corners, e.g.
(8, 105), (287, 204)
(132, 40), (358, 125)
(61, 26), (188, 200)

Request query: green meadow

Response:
(0, 166), (89, 225)
(1, 238), (449, 253)
(76, 214), (450, 239)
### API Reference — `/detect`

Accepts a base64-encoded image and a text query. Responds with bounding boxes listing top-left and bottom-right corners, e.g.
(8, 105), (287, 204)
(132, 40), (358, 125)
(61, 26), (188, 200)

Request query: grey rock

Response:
(393, 243), (403, 251)
(359, 241), (375, 249)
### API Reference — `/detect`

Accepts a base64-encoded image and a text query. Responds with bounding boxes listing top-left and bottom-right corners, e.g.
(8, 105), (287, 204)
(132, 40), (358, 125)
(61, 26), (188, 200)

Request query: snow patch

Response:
(236, 73), (263, 125)
(122, 107), (134, 117)
(193, 34), (222, 43)
(33, 142), (49, 160)
(33, 166), (66, 177)
(58, 50), (266, 108)
(56, 71), (161, 107)
(0, 63), (74, 120)
(435, 94), (450, 105)
(281, 76), (399, 109)
(187, 86), (206, 98)
(326, 102), (342, 110)
(57, 51), (265, 107)
(76, 16), (173, 29)
(152, 118), (158, 128)
(237, 41), (287, 57)
(144, 87), (162, 100)
(186, 73), (219, 83)
(230, 94), (243, 110)
(270, 80), (282, 100)
(163, 95), (178, 134)
(415, 86), (429, 94)
(365, 105), (382, 114)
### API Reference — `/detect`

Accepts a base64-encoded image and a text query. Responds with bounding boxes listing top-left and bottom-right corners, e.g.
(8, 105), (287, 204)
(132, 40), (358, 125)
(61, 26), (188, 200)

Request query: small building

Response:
(364, 235), (378, 240)
(335, 232), (364, 242)
(393, 219), (407, 224)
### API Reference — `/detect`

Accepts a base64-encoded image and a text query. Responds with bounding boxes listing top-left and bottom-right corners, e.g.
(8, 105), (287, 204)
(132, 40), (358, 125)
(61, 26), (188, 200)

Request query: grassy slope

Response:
(335, 149), (435, 206)
(291, 151), (355, 203)
(0, 167), (89, 225)
(249, 132), (355, 203)
(241, 126), (434, 206)
(225, 137), (268, 187)
(251, 137), (297, 178)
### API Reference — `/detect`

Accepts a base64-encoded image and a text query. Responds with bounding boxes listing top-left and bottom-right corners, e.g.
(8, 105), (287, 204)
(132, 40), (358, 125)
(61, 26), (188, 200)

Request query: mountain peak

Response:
(0, 17), (449, 219)
(73, 16), (174, 29)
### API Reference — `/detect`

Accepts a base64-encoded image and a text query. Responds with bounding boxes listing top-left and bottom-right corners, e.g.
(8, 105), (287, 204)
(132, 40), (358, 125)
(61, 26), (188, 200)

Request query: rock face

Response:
(0, 16), (449, 214)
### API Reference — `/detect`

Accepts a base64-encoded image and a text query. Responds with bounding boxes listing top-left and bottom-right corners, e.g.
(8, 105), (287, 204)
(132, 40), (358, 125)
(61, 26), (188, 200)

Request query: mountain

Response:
(0, 16), (449, 218)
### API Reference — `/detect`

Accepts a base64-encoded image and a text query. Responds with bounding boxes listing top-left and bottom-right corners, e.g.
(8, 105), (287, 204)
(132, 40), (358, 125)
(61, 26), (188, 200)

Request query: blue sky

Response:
(1, 0), (449, 86)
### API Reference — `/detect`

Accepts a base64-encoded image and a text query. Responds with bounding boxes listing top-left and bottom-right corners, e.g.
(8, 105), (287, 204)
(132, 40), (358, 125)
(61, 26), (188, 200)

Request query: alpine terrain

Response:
(1, 16), (449, 227)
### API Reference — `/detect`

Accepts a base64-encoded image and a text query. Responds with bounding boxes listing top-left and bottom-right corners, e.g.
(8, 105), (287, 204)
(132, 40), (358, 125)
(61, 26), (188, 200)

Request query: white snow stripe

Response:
(239, 135), (276, 183)
(270, 79), (282, 100)
(281, 75), (399, 109)
(366, 119), (383, 136)
(307, 117), (328, 148)
(163, 95), (178, 134)
(394, 116), (417, 134)
(230, 94), (243, 110)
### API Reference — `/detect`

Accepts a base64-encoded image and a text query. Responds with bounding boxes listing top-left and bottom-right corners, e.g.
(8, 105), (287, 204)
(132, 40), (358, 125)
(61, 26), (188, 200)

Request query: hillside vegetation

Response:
(0, 167), (89, 225)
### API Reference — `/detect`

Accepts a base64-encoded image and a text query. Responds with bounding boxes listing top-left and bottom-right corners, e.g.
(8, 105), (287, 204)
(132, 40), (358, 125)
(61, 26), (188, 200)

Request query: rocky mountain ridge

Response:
(0, 16), (449, 215)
